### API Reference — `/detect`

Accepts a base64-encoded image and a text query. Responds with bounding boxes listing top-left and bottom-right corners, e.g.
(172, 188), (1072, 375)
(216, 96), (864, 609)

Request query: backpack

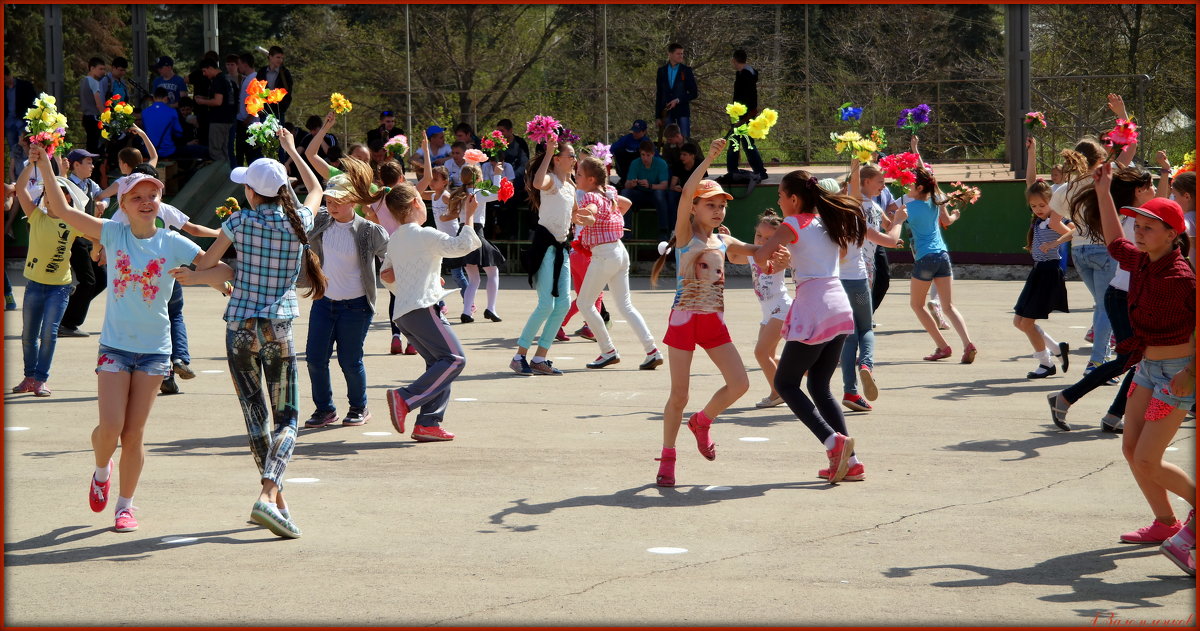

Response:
(714, 169), (761, 199)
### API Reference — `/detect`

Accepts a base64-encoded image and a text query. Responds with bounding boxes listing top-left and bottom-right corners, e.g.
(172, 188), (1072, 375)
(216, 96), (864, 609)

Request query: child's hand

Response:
(168, 266), (196, 285)
(1169, 366), (1195, 398)
(380, 268), (396, 284)
(1025, 136), (1035, 151)
(769, 246), (789, 269)
(891, 205), (908, 224)
(910, 135), (919, 152)
(27, 144), (45, 163)
(1156, 150), (1171, 169)
(130, 125), (146, 137)
(1106, 93), (1126, 117)
(707, 138), (727, 158)
(1039, 242), (1057, 253)
(277, 126), (294, 150)
(323, 111), (336, 130)
(1094, 161), (1113, 189)
(422, 129), (430, 149)
(716, 224), (730, 236)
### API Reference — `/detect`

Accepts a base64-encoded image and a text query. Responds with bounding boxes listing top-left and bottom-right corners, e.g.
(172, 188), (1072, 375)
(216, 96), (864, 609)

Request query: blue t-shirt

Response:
(626, 156), (670, 187)
(99, 221), (202, 354)
(142, 102), (182, 157)
(151, 75), (188, 106)
(906, 198), (948, 259)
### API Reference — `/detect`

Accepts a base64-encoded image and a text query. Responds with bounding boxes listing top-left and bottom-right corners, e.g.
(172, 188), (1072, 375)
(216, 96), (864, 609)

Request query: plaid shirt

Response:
(579, 187), (625, 250)
(1108, 237), (1196, 368)
(222, 202), (314, 323)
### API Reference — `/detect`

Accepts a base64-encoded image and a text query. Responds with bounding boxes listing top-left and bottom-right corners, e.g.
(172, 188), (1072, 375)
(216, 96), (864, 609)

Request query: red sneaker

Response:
(89, 459), (113, 512)
(555, 328), (570, 342)
(687, 412), (716, 461)
(114, 506), (139, 532)
(575, 325), (596, 341)
(403, 343), (418, 356)
(390, 336), (403, 355)
(841, 393), (873, 412)
(825, 433), (855, 483)
(819, 462), (866, 481)
(386, 389), (409, 434)
(11, 377), (34, 393)
(411, 425), (455, 442)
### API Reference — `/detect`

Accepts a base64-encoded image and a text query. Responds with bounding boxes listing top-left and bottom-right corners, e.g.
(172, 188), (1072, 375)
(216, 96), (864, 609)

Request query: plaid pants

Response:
(226, 318), (298, 486)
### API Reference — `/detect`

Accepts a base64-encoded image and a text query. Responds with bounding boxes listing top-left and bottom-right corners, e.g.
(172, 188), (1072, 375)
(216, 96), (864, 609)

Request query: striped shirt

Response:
(221, 201), (314, 322)
(1030, 218), (1061, 263)
(579, 186), (624, 250)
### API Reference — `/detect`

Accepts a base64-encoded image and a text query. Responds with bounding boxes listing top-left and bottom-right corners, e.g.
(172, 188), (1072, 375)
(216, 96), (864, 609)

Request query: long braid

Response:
(274, 185), (327, 300)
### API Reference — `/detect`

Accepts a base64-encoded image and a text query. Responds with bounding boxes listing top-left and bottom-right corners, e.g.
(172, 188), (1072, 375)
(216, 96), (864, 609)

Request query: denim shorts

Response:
(96, 344), (173, 377)
(1132, 356), (1196, 413)
(911, 251), (953, 281)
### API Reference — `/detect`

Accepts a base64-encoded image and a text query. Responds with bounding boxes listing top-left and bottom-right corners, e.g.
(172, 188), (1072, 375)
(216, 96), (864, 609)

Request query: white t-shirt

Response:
(782, 213), (840, 279)
(432, 193), (458, 237)
(1108, 216), (1137, 292)
(1050, 175), (1100, 248)
(320, 219), (365, 301)
(445, 159), (466, 187)
(537, 173), (574, 242)
(415, 144), (451, 165)
(111, 202), (189, 230)
(839, 200), (882, 281)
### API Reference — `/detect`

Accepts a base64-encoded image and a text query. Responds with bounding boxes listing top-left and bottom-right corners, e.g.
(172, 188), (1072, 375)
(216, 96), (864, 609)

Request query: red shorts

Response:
(663, 310), (732, 351)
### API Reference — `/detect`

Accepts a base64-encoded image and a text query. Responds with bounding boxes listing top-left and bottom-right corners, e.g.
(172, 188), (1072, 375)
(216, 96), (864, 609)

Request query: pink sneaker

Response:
(114, 506), (139, 532)
(411, 425), (455, 442)
(819, 462), (866, 482)
(686, 412), (716, 461)
(31, 381), (51, 397)
(11, 377), (34, 393)
(1161, 519), (1196, 576)
(386, 389), (409, 434)
(825, 433), (855, 483)
(89, 459), (113, 512)
(1120, 519), (1182, 544)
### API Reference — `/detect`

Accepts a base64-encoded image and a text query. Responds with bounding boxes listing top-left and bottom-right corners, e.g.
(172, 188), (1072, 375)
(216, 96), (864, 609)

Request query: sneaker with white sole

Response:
(841, 393), (872, 412)
(509, 356), (533, 376)
(858, 364), (878, 401)
(89, 459), (113, 512)
(825, 433), (854, 483)
(250, 500), (301, 539)
(755, 395), (784, 408)
(639, 350), (664, 370)
(411, 425), (456, 442)
(586, 351), (620, 369)
(114, 506), (139, 532)
(304, 409), (339, 428)
(342, 407), (370, 426)
(530, 360), (562, 375)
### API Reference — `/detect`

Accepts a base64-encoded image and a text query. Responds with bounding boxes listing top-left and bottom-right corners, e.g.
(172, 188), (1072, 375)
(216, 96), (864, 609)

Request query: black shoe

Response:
(1027, 364), (1057, 380)
(460, 314), (474, 323)
(59, 326), (89, 338)
(1100, 414), (1124, 434)
(160, 374), (180, 395)
(1046, 392), (1071, 431)
(483, 309), (502, 322)
(1058, 342), (1070, 372)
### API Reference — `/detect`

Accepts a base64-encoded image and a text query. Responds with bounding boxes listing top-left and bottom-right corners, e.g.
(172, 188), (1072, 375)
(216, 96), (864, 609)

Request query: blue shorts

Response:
(96, 345), (172, 377)
(1133, 356), (1196, 412)
(912, 251), (953, 281)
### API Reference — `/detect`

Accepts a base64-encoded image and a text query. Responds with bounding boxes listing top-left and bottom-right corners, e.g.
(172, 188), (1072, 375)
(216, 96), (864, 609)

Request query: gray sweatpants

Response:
(394, 305), (467, 427)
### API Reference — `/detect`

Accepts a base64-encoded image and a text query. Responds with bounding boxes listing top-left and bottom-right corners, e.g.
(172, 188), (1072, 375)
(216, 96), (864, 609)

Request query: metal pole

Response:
(131, 5), (148, 103)
(1004, 4), (1031, 177)
(42, 5), (64, 102)
(603, 5), (610, 143)
(202, 5), (220, 55)
(773, 5), (781, 106)
(803, 5), (811, 164)
(405, 5), (413, 138)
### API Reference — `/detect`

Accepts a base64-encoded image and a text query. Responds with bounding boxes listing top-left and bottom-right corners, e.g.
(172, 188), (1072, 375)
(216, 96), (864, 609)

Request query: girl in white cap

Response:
(173, 128), (325, 539)
(33, 145), (225, 533)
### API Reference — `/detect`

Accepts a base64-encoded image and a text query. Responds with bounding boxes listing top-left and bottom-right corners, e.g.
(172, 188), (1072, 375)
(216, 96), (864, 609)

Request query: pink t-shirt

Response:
(370, 198), (400, 236)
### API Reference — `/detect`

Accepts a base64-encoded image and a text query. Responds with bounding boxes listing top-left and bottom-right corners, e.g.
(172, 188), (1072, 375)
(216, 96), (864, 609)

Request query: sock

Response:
(94, 464), (111, 482)
(849, 455), (861, 466)
(513, 353), (525, 362)
(1034, 350), (1052, 367)
(823, 434), (838, 450)
(1038, 327), (1060, 355)
(393, 333), (401, 341)
(531, 356), (547, 364)
(114, 496), (133, 515)
(648, 348), (659, 356)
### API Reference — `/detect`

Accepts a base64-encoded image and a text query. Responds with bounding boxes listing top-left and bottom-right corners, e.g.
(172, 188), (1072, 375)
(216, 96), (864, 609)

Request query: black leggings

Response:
(775, 335), (850, 446)
(871, 248), (890, 312)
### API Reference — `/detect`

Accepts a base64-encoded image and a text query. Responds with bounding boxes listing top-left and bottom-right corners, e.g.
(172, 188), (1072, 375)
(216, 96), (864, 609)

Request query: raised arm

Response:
(1115, 141), (1137, 169)
(14, 159), (40, 218)
(131, 125), (158, 167)
(280, 127), (322, 211)
(531, 143), (555, 192)
(1024, 137), (1037, 187)
(910, 134), (922, 165)
(414, 130), (433, 194)
(676, 138), (725, 245)
(32, 146), (103, 240)
(1107, 93), (1129, 121)
(1155, 150), (1172, 198)
(304, 112), (337, 179)
(848, 158), (862, 199)
(1094, 162), (1123, 245)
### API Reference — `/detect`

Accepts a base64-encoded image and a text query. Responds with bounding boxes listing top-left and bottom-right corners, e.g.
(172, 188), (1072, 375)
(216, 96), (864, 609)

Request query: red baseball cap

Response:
(1120, 197), (1186, 235)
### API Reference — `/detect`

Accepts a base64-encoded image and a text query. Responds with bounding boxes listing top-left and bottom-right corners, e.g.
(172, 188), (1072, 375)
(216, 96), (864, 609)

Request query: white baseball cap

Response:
(231, 158), (288, 197)
(53, 176), (90, 215)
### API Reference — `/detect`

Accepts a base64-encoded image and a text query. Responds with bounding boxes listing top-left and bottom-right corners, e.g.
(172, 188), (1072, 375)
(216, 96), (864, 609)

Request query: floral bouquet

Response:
(480, 129), (509, 161)
(837, 102), (863, 122)
(726, 103), (778, 152)
(558, 127), (581, 145)
(1105, 118), (1138, 147)
(869, 126), (888, 151)
(588, 142), (613, 167)
(947, 181), (982, 207)
(525, 114), (560, 146)
(897, 104), (932, 135)
(383, 134), (409, 160)
(215, 196), (241, 219)
(1023, 111), (1047, 132)
(23, 93), (69, 155)
(245, 79), (286, 117)
(329, 93), (353, 115)
(878, 151), (923, 186)
(464, 149), (489, 164)
(99, 96), (135, 141)
(830, 131), (878, 163)
(246, 115), (282, 156)
(1173, 151), (1195, 178)
(472, 176), (513, 201)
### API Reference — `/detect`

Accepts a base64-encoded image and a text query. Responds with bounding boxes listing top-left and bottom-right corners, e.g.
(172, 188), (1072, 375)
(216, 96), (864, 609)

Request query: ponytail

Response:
(337, 156), (388, 206)
(447, 164), (483, 220)
(650, 235), (676, 287)
(779, 170), (866, 250)
(1060, 137), (1107, 184)
(1069, 166), (1153, 242)
(383, 182), (421, 224)
(272, 185), (326, 300)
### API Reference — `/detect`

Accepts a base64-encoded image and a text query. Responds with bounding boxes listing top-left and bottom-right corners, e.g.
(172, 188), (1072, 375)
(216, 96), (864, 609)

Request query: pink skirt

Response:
(782, 276), (854, 344)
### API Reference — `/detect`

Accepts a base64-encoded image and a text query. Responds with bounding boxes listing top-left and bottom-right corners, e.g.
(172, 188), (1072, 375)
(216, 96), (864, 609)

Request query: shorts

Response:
(96, 344), (172, 377)
(663, 310), (732, 351)
(1132, 356), (1196, 416)
(759, 295), (792, 326)
(912, 251), (953, 281)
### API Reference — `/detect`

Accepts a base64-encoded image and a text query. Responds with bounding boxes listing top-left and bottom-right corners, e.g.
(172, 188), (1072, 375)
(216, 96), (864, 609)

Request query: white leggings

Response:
(463, 265), (499, 316)
(577, 241), (656, 354)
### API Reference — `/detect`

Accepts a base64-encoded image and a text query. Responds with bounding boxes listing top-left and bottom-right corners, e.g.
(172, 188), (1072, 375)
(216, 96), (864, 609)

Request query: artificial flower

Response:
(464, 149), (489, 163)
(725, 102), (748, 121)
(837, 102), (862, 122)
(215, 196), (241, 219)
(383, 134), (408, 159)
(24, 93), (68, 154)
(897, 104), (932, 133)
(480, 129), (509, 160)
(525, 114), (560, 146)
(100, 98), (136, 139)
(1024, 111), (1047, 132)
(246, 115), (282, 155)
(1107, 118), (1138, 146)
(589, 142), (612, 167)
(329, 92), (352, 115)
(498, 178), (515, 203)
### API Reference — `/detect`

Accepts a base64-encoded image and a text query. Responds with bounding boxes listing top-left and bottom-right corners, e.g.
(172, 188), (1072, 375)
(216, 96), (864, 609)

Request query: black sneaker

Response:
(342, 407), (371, 426)
(160, 374), (180, 395)
(59, 326), (89, 338)
(1027, 364), (1056, 379)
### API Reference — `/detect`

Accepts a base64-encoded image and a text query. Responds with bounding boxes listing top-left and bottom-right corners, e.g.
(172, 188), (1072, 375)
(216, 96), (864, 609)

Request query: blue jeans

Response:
(840, 278), (875, 395)
(1071, 244), (1117, 365)
(625, 188), (672, 236)
(168, 281), (189, 363)
(21, 280), (72, 382)
(665, 114), (691, 139)
(305, 296), (373, 413)
(517, 245), (571, 351)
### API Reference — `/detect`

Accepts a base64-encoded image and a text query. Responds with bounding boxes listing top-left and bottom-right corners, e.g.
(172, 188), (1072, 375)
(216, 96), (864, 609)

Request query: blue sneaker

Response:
(509, 356), (533, 376)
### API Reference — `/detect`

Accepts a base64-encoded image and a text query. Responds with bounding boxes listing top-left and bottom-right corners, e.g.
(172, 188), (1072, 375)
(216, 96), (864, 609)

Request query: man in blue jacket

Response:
(655, 43), (699, 140)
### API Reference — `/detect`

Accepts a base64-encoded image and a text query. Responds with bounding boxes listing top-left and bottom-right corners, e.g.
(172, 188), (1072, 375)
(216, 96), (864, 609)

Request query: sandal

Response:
(1046, 392), (1071, 431)
(960, 344), (978, 364)
(923, 346), (952, 361)
(655, 451), (677, 487)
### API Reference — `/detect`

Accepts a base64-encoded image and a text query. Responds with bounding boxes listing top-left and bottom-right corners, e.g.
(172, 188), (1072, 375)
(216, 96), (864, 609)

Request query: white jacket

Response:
(383, 223), (481, 319)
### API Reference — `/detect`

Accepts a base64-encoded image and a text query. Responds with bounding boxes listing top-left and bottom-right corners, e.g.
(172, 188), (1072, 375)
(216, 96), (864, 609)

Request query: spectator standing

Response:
(610, 120), (651, 189)
(187, 51), (219, 148)
(234, 53), (259, 166)
(655, 43), (699, 140)
(623, 139), (672, 239)
(79, 57), (107, 157)
(727, 49), (768, 181)
(99, 56), (130, 104)
(142, 88), (206, 162)
(193, 58), (235, 164)
(5, 66), (36, 180)
(150, 56), (188, 108)
(256, 46), (294, 124)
